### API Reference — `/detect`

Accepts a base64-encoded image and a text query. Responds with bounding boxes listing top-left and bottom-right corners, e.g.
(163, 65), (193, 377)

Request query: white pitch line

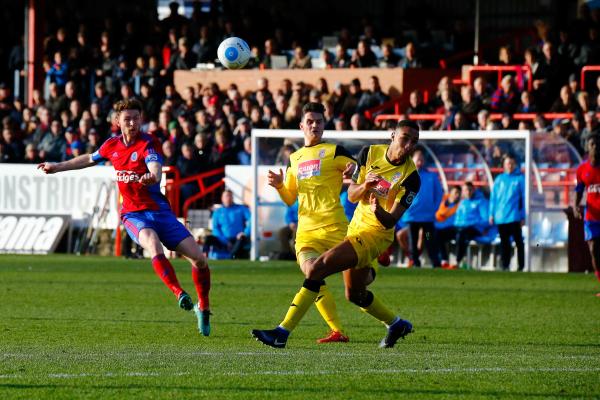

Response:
(1, 367), (599, 380)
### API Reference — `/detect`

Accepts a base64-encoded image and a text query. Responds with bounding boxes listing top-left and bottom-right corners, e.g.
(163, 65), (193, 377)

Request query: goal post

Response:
(251, 129), (532, 269)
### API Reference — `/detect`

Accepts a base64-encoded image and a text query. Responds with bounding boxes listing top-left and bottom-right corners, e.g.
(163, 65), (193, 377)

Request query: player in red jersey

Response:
(574, 132), (600, 297)
(38, 99), (213, 335)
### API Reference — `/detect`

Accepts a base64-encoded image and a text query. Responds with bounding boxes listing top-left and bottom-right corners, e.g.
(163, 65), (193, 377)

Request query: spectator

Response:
(276, 200), (298, 260)
(260, 38), (280, 69)
(378, 43), (400, 68)
(192, 25), (216, 63)
(489, 155), (525, 271)
(454, 182), (489, 270)
(63, 126), (84, 160)
(517, 90), (537, 113)
(1, 127), (24, 162)
(550, 85), (581, 114)
(193, 132), (212, 168)
(210, 127), (237, 167)
(350, 39), (377, 68)
(473, 76), (492, 109)
(435, 185), (462, 269)
(333, 43), (351, 68)
(459, 85), (482, 122)
(289, 46), (312, 69)
(38, 120), (66, 162)
(401, 147), (443, 267)
(161, 139), (177, 167)
(581, 111), (600, 149)
(357, 75), (389, 113)
(177, 142), (202, 204)
(237, 136), (252, 165)
(23, 143), (41, 164)
(45, 51), (69, 89)
(399, 41), (422, 68)
(405, 90), (429, 115)
(491, 75), (520, 114)
(203, 189), (251, 259)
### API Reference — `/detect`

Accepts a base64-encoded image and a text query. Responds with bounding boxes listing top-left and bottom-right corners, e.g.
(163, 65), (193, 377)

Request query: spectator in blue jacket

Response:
(277, 200), (298, 260)
(45, 51), (69, 89)
(454, 182), (490, 269)
(489, 155), (525, 271)
(203, 189), (251, 259)
(401, 148), (443, 267)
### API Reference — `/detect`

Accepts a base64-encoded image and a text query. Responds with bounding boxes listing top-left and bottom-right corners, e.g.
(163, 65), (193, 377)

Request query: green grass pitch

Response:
(0, 255), (599, 399)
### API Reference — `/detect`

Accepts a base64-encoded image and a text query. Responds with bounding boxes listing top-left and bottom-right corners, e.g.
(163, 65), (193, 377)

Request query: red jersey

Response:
(92, 133), (171, 214)
(576, 160), (600, 221)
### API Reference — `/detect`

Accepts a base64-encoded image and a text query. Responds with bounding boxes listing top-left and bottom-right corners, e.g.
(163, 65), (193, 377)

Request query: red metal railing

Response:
(466, 65), (532, 92)
(580, 66), (600, 91)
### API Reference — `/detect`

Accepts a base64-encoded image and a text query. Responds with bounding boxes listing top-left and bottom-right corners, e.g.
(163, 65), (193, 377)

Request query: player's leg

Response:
(586, 237), (600, 296)
(135, 227), (191, 310)
(176, 235), (212, 335)
(297, 226), (348, 342)
(252, 240), (356, 348)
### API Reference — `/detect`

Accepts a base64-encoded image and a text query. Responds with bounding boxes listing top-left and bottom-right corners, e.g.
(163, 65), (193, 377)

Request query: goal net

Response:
(250, 129), (579, 272)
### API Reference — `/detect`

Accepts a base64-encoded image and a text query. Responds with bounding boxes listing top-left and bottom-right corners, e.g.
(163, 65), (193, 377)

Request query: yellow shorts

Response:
(346, 224), (393, 269)
(295, 222), (347, 265)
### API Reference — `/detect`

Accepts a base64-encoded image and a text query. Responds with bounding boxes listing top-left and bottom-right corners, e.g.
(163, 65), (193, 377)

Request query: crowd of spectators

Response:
(1, 2), (598, 172)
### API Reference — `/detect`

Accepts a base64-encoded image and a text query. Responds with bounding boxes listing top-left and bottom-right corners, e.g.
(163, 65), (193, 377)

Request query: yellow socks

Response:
(314, 284), (344, 333)
(360, 292), (396, 326)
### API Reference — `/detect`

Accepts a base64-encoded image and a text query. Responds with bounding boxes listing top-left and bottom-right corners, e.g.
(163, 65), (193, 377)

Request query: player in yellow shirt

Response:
(252, 119), (421, 348)
(265, 102), (356, 343)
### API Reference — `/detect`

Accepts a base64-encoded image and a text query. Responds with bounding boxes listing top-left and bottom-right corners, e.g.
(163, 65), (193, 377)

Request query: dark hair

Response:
(396, 119), (419, 133)
(114, 98), (143, 113)
(450, 185), (462, 193)
(301, 102), (325, 117)
(465, 181), (474, 189)
(587, 132), (600, 143)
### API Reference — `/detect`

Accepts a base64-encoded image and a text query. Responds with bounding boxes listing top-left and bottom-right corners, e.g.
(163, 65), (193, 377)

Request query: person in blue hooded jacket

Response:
(401, 147), (443, 267)
(203, 189), (251, 259)
(454, 182), (489, 269)
(489, 154), (525, 271)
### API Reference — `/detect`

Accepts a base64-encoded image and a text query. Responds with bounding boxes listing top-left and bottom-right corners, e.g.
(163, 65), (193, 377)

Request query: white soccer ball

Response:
(217, 37), (251, 69)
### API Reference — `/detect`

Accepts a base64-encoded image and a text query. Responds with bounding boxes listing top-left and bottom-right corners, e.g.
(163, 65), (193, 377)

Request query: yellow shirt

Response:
(350, 144), (420, 233)
(278, 142), (355, 231)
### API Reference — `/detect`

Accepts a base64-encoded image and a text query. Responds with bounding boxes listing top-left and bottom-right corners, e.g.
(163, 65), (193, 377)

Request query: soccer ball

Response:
(217, 37), (251, 69)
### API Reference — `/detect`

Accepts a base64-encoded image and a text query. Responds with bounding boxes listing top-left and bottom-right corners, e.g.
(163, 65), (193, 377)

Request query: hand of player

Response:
(342, 162), (356, 179)
(267, 168), (284, 189)
(37, 162), (58, 174)
(369, 193), (379, 213)
(139, 173), (158, 185)
(364, 172), (381, 188)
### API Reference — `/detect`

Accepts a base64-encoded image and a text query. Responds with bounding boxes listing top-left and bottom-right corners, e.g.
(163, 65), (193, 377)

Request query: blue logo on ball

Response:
(225, 47), (238, 62)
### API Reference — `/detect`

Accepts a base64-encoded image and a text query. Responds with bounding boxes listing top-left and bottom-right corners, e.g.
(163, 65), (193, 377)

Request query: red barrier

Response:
(466, 65), (532, 92)
(580, 66), (600, 91)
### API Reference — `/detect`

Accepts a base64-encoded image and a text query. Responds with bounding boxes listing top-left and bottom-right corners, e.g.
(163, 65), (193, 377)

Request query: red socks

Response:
(192, 266), (211, 311)
(151, 254), (184, 297)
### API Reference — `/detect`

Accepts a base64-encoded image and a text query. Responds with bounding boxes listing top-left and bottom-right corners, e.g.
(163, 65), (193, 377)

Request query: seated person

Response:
(453, 182), (489, 269)
(203, 189), (251, 259)
(435, 185), (462, 269)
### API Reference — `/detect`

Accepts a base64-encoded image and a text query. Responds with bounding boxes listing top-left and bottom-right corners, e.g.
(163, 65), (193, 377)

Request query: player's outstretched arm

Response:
(37, 154), (95, 174)
(268, 168), (297, 205)
(369, 194), (405, 229)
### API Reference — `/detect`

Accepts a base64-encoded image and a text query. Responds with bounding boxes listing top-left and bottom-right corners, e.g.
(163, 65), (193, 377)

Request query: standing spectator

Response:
(454, 182), (489, 270)
(203, 189), (251, 259)
(489, 155), (525, 271)
(573, 133), (600, 296)
(435, 185), (462, 269)
(45, 52), (69, 90)
(192, 25), (216, 63)
(401, 147), (442, 267)
(1, 127), (24, 162)
(550, 85), (581, 114)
